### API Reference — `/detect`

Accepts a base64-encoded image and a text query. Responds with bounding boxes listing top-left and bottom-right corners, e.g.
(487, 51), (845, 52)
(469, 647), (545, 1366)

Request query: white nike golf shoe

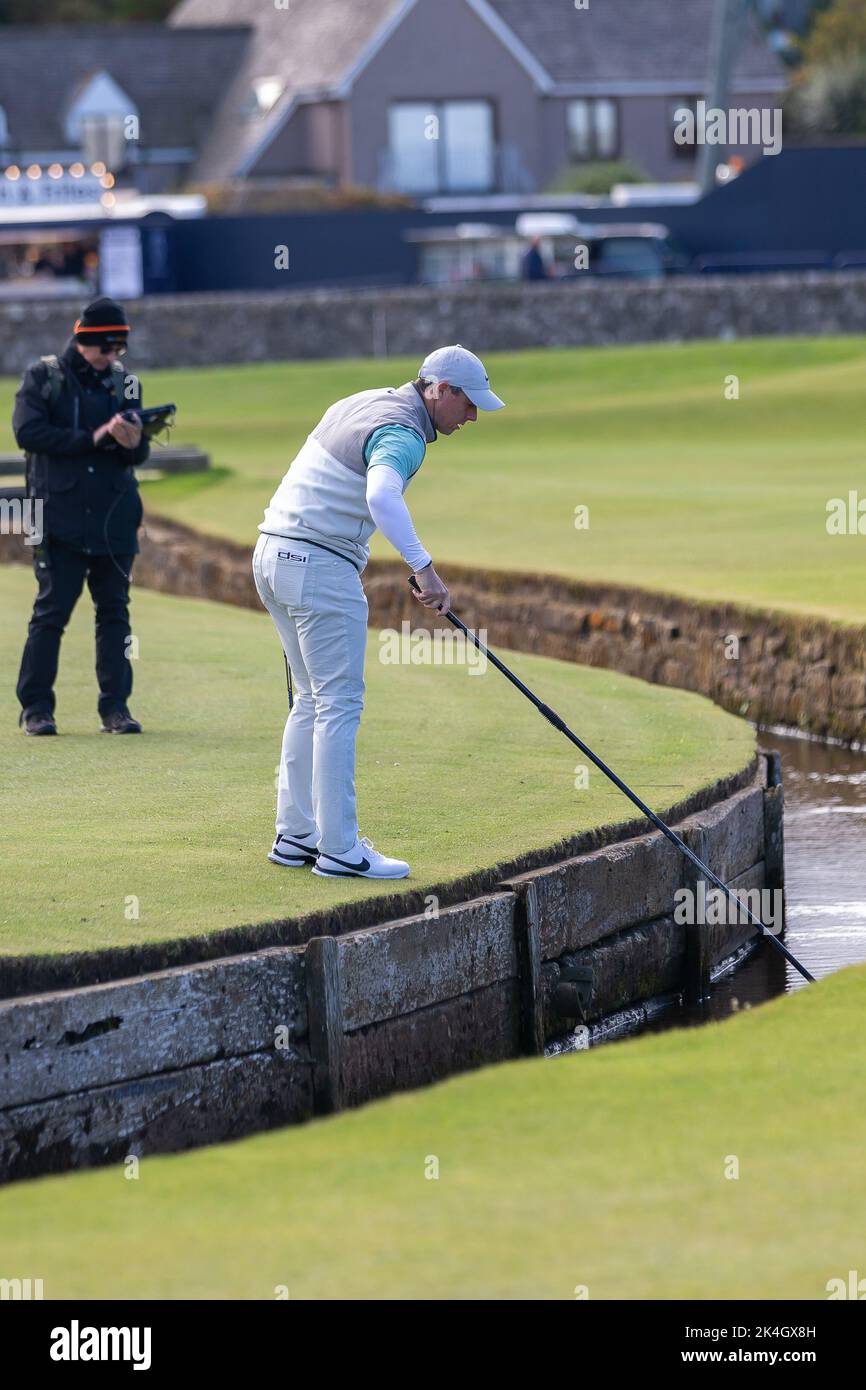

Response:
(312, 834), (410, 879)
(268, 832), (318, 868)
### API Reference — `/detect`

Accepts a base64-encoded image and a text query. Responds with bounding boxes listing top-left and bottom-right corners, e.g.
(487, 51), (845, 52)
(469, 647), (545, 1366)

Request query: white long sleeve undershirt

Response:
(366, 463), (432, 572)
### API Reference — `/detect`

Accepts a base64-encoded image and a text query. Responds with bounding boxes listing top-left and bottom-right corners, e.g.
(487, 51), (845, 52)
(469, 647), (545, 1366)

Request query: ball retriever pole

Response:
(408, 576), (814, 984)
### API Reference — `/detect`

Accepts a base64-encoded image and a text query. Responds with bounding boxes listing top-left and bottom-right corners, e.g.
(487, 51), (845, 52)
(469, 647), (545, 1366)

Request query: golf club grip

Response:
(408, 574), (451, 617)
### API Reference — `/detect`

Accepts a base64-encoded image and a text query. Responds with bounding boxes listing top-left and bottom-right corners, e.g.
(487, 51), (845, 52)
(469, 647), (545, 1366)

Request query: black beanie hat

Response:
(73, 297), (129, 348)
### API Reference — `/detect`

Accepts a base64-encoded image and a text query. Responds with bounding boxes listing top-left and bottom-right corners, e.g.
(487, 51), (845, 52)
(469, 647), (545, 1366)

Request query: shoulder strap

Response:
(35, 355), (130, 416)
(38, 354), (63, 411)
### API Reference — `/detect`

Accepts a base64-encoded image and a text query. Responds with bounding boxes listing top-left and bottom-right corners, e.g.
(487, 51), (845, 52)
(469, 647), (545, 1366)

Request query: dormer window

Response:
(65, 70), (139, 171)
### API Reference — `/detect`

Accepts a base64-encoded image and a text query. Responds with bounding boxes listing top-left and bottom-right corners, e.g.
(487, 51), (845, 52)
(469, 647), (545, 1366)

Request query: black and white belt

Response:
(260, 532), (362, 574)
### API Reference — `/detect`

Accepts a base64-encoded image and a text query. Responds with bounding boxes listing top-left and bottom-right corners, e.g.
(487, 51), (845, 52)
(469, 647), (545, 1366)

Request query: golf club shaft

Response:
(409, 579), (814, 984)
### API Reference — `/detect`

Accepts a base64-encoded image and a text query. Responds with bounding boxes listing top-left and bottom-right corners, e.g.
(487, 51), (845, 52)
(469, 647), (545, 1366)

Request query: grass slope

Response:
(1, 962), (862, 1300)
(2, 336), (861, 620)
(0, 566), (752, 958)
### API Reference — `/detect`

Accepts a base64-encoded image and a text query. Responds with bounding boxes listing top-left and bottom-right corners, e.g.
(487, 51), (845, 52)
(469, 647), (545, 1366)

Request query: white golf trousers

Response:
(252, 532), (368, 857)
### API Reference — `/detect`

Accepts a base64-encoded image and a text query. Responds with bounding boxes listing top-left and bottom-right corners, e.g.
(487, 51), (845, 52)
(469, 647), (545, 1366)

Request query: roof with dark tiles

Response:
(0, 23), (250, 153)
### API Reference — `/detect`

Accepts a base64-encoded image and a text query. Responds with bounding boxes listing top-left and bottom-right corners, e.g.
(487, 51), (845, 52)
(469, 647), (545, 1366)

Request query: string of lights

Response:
(2, 162), (117, 208)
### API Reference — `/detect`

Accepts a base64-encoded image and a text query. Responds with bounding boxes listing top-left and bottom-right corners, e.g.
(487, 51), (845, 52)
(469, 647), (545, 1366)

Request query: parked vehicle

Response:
(406, 213), (692, 284)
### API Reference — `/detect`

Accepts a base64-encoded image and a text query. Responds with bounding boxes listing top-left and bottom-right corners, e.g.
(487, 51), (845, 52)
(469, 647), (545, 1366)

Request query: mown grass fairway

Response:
(1, 961), (862, 1300)
(0, 565), (752, 960)
(3, 335), (861, 621)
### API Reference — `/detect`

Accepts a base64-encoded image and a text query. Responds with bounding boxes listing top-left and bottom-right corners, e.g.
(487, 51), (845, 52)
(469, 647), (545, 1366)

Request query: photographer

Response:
(14, 297), (149, 735)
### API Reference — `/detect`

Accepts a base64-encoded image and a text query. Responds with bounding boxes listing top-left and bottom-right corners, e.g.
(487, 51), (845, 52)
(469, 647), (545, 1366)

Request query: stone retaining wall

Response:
(7, 515), (856, 741)
(0, 753), (778, 1184)
(0, 271), (865, 370)
(3, 515), (862, 741)
(135, 520), (866, 742)
(361, 562), (866, 745)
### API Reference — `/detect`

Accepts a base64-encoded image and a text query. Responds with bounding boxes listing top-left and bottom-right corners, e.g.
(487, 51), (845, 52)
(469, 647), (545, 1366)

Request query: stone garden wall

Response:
(0, 270), (864, 371)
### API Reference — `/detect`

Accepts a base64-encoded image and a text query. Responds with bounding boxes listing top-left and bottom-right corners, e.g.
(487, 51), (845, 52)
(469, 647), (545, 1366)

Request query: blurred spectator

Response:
(521, 236), (550, 282)
(34, 249), (64, 277)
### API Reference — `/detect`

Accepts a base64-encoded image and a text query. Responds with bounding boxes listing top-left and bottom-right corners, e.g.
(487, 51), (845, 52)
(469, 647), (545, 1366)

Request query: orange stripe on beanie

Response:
(73, 296), (130, 343)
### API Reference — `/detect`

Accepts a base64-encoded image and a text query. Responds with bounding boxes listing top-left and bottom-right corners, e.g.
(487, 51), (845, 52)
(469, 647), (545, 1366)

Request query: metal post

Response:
(698, 0), (748, 194)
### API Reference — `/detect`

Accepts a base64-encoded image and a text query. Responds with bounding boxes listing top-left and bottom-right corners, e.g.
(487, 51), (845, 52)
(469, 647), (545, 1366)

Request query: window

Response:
(388, 100), (494, 194)
(442, 102), (494, 192)
(389, 104), (438, 194)
(79, 114), (128, 171)
(671, 97), (700, 159)
(567, 99), (619, 161)
(64, 71), (138, 171)
(0, 105), (8, 148)
(592, 238), (665, 277)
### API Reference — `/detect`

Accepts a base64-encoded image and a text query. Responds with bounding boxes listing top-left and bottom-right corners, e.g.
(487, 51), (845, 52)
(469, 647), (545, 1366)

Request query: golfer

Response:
(253, 344), (504, 879)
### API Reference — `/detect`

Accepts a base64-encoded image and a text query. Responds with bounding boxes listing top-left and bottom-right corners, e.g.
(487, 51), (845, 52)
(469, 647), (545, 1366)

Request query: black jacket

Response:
(13, 339), (150, 556)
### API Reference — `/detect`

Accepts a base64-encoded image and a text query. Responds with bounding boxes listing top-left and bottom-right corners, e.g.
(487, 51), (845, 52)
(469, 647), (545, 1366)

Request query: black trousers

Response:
(17, 537), (135, 719)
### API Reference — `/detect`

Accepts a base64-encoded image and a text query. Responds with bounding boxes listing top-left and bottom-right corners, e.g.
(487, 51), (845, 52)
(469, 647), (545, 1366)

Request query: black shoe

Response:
(100, 707), (142, 734)
(20, 710), (57, 736)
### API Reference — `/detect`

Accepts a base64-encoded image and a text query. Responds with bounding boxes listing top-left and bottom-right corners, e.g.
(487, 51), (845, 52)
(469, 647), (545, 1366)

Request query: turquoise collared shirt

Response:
(364, 425), (426, 485)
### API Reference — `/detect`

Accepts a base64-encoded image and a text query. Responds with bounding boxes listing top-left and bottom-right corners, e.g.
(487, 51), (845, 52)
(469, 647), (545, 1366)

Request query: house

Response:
(170, 0), (788, 193)
(0, 23), (248, 195)
(0, 1), (788, 200)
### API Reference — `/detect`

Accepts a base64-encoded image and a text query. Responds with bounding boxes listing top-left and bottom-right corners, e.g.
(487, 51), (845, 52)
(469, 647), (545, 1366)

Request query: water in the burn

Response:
(658, 727), (866, 1028)
(767, 729), (866, 983)
(551, 727), (866, 1053)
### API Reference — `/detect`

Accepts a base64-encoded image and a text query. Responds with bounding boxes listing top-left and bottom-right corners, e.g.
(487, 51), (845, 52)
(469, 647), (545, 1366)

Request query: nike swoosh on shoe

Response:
(271, 836), (317, 863)
(316, 853), (371, 874)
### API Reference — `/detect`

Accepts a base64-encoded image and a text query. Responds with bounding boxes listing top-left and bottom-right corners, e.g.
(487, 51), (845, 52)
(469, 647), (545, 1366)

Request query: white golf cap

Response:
(419, 343), (505, 411)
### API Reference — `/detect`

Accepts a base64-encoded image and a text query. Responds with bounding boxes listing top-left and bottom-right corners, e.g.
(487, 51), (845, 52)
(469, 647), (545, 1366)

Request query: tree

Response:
(799, 0), (866, 61)
(785, 0), (866, 134)
(0, 0), (174, 20)
(786, 51), (866, 132)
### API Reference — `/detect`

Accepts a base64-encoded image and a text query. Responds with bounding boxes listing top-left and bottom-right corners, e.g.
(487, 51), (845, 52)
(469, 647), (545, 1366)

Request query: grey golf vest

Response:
(259, 381), (436, 571)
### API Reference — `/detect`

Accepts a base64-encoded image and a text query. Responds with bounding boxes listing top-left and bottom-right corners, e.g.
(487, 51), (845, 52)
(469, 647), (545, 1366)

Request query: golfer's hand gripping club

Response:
(409, 570), (450, 613)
